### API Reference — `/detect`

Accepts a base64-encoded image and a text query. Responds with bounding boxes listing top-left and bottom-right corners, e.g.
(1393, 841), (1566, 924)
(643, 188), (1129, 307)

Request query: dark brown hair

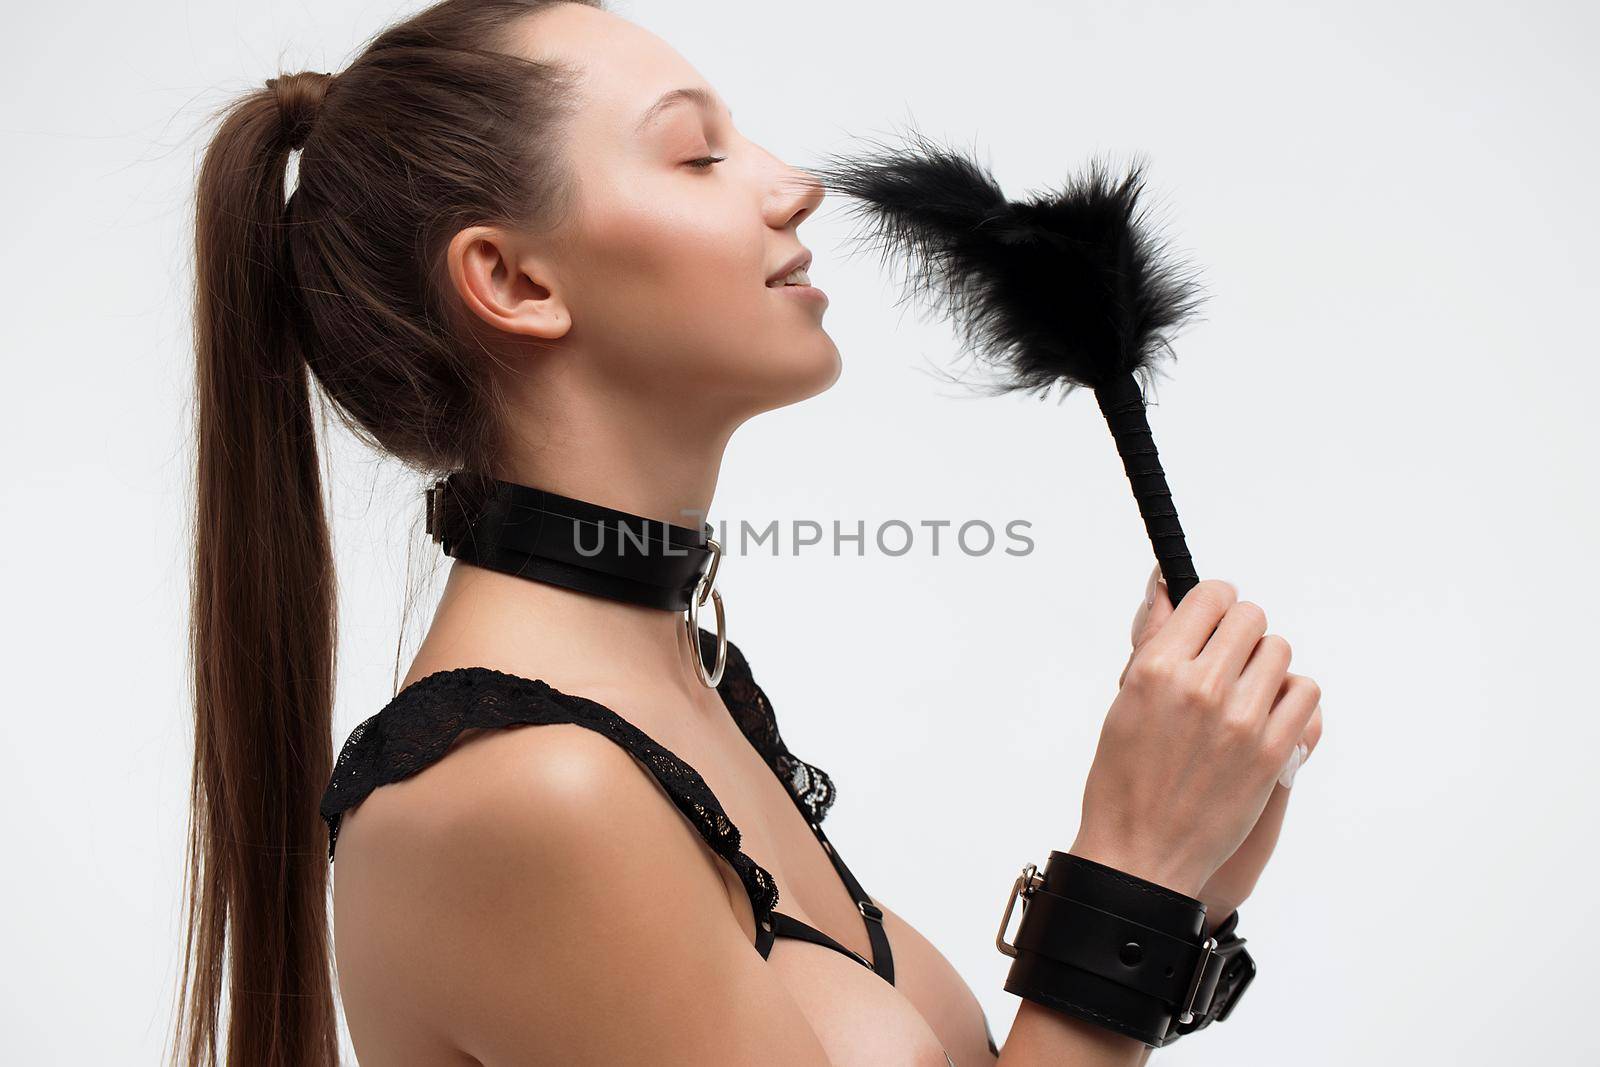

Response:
(176, 1), (602, 1063)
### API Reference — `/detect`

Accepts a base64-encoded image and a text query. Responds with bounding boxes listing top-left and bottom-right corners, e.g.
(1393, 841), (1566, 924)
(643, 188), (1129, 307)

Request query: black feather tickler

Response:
(806, 127), (1209, 603)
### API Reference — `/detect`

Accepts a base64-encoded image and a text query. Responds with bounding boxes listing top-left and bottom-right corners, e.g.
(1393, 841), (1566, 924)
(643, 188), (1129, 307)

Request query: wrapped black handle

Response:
(1095, 371), (1199, 606)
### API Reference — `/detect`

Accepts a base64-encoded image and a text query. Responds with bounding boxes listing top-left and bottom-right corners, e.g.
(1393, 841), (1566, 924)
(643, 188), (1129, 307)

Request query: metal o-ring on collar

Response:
(683, 537), (727, 688)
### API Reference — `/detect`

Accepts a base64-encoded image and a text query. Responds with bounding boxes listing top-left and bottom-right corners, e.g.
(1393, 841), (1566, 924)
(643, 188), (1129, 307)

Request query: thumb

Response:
(1130, 563), (1173, 650)
(1121, 564), (1173, 687)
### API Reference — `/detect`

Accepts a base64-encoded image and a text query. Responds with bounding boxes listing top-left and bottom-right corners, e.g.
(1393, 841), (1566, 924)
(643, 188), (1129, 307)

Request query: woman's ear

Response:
(446, 224), (572, 341)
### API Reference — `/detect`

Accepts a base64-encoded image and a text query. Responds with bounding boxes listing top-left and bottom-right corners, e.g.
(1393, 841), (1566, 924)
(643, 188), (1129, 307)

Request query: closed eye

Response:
(686, 155), (728, 169)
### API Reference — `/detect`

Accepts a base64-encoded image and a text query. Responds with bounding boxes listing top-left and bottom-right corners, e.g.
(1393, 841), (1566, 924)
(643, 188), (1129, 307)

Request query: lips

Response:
(765, 249), (813, 286)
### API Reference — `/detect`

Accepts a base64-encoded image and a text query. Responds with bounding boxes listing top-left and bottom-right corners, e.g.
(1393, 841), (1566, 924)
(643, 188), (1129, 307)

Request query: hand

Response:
(1070, 568), (1321, 899)
(1121, 565), (1324, 930)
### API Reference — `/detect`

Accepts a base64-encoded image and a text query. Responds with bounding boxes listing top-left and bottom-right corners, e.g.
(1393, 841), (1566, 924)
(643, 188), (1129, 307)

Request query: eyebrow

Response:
(634, 86), (732, 134)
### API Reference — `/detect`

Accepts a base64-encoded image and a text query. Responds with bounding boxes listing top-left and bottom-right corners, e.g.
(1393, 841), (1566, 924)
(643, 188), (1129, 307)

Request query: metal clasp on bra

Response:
(995, 861), (1043, 959)
(859, 900), (884, 923)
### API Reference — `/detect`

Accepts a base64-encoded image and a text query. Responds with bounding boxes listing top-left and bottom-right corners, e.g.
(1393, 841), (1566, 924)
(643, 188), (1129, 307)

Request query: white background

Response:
(4, 0), (1597, 1063)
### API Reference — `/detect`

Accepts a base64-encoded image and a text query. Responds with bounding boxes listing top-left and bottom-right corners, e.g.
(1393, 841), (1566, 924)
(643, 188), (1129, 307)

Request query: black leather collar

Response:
(425, 471), (716, 612)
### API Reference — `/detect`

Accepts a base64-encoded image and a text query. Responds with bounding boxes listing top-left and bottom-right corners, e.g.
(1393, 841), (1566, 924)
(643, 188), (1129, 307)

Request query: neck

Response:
(494, 360), (741, 534)
(425, 560), (707, 697)
(410, 407), (738, 697)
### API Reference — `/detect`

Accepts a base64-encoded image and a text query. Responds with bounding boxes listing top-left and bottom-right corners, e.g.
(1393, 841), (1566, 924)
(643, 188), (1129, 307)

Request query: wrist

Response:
(1068, 833), (1208, 898)
(999, 849), (1254, 1048)
(1199, 897), (1239, 936)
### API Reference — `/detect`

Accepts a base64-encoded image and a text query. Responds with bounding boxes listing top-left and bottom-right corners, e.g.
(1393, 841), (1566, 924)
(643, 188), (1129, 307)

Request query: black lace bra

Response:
(320, 628), (999, 1061)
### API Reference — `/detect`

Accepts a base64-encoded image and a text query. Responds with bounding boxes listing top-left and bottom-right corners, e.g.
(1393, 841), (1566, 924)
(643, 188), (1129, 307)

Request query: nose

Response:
(767, 166), (825, 230)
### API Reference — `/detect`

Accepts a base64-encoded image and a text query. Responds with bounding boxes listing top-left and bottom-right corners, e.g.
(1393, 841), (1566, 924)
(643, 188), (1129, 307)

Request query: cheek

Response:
(600, 216), (758, 368)
(581, 183), (759, 310)
(568, 187), (838, 405)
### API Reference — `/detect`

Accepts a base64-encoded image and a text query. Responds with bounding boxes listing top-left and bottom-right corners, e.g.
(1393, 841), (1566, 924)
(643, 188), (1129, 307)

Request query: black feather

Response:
(804, 125), (1212, 605)
(805, 126), (1207, 401)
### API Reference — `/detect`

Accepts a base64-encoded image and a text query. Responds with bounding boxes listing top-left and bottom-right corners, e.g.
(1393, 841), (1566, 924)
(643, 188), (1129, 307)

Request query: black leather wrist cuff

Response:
(996, 850), (1256, 1047)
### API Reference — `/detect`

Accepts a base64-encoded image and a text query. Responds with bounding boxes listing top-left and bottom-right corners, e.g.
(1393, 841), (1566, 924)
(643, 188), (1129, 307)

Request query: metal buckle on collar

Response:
(424, 478), (447, 545)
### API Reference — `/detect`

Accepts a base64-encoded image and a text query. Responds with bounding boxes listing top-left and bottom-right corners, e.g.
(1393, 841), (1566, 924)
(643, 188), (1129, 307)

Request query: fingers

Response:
(1263, 673), (1321, 769)
(1129, 566), (1156, 646)
(1142, 578), (1237, 662)
(1199, 600), (1268, 684)
(1299, 701), (1323, 762)
(1130, 563), (1173, 650)
(1235, 634), (1292, 724)
(1276, 741), (1306, 790)
(1275, 700), (1322, 789)
(1122, 564), (1172, 688)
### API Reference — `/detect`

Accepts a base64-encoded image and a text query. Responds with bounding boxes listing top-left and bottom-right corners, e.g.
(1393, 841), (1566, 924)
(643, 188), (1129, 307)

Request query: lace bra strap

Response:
(704, 629), (838, 825)
(319, 663), (782, 926)
(708, 633), (895, 982)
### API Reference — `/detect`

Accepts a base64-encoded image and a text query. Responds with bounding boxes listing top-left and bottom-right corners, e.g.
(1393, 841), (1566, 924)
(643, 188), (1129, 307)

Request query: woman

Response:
(176, 1), (1323, 1064)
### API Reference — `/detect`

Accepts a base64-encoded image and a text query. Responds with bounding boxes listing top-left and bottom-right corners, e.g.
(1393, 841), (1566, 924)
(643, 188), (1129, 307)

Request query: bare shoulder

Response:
(330, 721), (835, 1066)
(336, 718), (655, 851)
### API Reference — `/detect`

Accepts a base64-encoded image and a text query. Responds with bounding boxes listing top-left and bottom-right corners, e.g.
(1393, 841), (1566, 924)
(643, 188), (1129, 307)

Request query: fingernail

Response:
(1278, 743), (1306, 790)
(1145, 565), (1160, 606)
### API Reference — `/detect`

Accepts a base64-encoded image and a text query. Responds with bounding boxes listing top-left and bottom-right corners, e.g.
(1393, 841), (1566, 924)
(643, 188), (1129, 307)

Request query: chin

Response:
(735, 335), (842, 419)
(780, 334), (843, 401)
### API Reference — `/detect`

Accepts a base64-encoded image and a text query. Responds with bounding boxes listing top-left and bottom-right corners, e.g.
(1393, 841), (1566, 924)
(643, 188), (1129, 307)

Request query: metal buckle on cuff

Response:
(995, 862), (1043, 958)
(1177, 936), (1219, 1024)
(1212, 944), (1255, 1022)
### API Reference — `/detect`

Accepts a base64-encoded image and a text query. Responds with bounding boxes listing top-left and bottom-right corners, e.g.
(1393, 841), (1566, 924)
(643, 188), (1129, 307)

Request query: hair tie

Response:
(266, 70), (335, 151)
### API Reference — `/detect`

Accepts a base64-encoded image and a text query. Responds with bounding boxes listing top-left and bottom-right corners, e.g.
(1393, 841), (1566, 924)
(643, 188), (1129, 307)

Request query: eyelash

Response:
(686, 154), (728, 169)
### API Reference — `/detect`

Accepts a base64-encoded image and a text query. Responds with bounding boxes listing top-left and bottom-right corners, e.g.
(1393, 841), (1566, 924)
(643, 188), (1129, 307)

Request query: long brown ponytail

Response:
(176, 2), (601, 1063)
